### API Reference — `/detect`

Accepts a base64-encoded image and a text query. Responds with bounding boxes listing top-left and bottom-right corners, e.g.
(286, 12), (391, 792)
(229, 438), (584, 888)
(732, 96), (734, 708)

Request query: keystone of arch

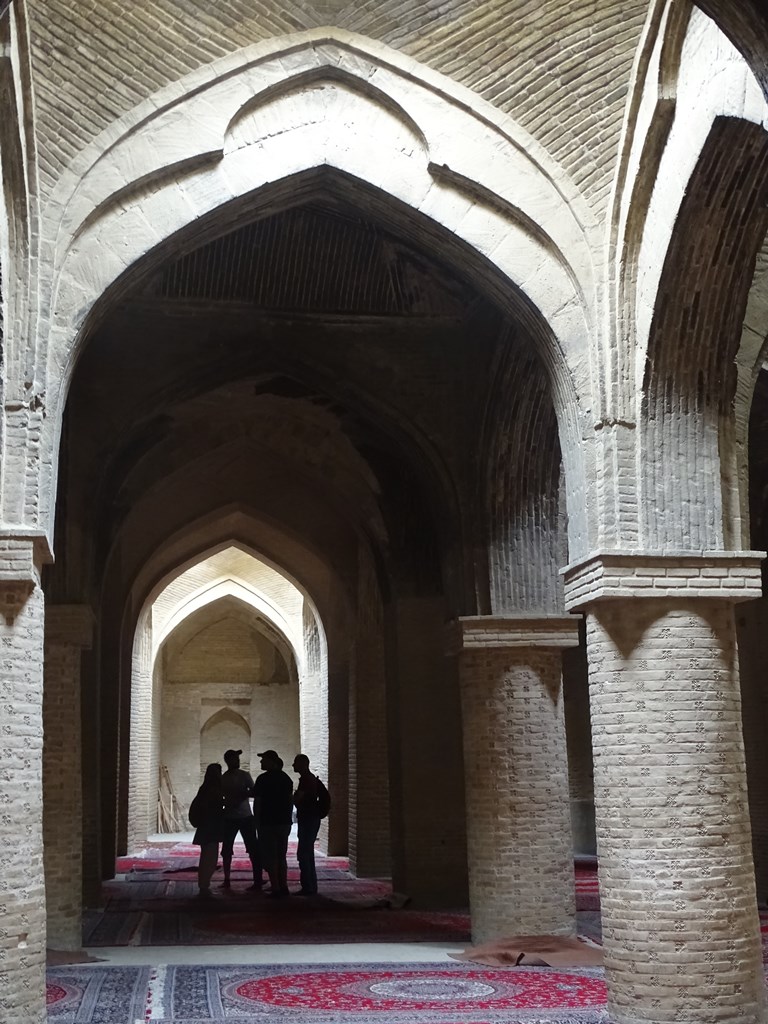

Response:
(45, 31), (596, 415)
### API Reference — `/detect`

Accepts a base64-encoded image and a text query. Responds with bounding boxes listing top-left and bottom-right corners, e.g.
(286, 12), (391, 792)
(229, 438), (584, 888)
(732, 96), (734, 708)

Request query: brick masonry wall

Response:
(0, 544), (46, 1024)
(735, 597), (768, 904)
(349, 549), (390, 878)
(42, 606), (92, 951)
(563, 634), (596, 857)
(586, 599), (765, 1024)
(26, 2), (647, 215)
(128, 618), (154, 850)
(388, 596), (468, 908)
(162, 680), (300, 820)
(452, 617), (576, 942)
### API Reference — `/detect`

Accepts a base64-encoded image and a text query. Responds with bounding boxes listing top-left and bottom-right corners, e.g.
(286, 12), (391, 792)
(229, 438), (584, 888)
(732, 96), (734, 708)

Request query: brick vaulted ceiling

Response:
(51, 198), (561, 616)
(25, 0), (649, 212)
(141, 203), (477, 318)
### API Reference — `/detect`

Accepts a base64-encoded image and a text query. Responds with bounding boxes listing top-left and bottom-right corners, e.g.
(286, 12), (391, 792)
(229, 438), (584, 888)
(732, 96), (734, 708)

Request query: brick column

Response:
(0, 535), (49, 1024)
(44, 605), (93, 950)
(564, 551), (768, 1024)
(448, 615), (579, 943)
(127, 616), (153, 851)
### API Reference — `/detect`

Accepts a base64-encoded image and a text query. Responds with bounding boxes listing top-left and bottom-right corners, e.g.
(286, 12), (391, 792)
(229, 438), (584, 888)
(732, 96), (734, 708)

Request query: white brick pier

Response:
(564, 551), (768, 1024)
(448, 615), (579, 943)
(0, 537), (48, 1024)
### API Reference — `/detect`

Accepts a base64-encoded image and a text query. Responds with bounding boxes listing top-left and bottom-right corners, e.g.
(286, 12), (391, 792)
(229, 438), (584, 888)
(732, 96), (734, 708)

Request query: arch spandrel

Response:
(30, 33), (600, 565)
(38, 32), (594, 463)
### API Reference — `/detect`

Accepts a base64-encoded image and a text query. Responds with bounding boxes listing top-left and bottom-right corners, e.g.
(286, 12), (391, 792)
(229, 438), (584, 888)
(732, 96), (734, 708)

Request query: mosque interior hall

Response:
(3, 1), (768, 1022)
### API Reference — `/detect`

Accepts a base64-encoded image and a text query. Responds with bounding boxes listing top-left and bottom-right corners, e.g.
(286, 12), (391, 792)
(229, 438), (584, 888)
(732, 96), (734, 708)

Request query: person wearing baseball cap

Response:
(220, 748), (262, 890)
(253, 749), (294, 898)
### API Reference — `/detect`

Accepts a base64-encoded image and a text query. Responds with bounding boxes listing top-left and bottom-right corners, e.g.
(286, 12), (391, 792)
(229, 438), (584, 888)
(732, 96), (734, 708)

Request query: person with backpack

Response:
(291, 753), (330, 896)
(189, 762), (225, 897)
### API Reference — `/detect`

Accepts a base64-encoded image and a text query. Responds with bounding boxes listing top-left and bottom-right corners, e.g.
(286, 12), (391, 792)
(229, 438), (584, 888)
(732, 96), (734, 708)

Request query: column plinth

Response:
(449, 614), (579, 943)
(564, 551), (767, 1024)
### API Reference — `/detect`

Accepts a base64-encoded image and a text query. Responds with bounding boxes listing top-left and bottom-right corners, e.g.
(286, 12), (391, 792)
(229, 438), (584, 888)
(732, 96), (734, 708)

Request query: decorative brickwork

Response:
(567, 553), (767, 1024)
(0, 538), (47, 1024)
(563, 550), (765, 609)
(451, 615), (578, 943)
(43, 604), (93, 951)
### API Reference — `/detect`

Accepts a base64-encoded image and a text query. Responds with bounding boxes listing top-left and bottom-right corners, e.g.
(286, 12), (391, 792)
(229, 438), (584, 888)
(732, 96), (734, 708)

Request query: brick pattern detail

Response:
(128, 618), (154, 851)
(641, 118), (768, 551)
(27, 2), (647, 213)
(43, 605), (93, 951)
(479, 331), (565, 614)
(586, 599), (766, 1024)
(349, 549), (390, 877)
(454, 616), (578, 943)
(161, 680), (300, 818)
(737, 599), (768, 904)
(563, 551), (765, 610)
(0, 542), (46, 1024)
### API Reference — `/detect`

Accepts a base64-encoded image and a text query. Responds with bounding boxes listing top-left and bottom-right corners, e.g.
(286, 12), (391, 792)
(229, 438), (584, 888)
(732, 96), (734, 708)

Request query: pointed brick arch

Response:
(33, 30), (595, 561)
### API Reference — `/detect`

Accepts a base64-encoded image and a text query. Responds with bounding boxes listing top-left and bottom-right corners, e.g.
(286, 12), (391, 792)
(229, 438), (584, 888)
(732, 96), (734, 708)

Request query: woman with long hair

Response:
(189, 762), (225, 896)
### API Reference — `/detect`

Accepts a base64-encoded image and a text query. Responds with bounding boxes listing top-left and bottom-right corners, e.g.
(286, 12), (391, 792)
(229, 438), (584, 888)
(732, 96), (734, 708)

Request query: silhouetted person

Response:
(253, 749), (293, 898)
(189, 762), (224, 897)
(292, 753), (322, 896)
(221, 748), (262, 890)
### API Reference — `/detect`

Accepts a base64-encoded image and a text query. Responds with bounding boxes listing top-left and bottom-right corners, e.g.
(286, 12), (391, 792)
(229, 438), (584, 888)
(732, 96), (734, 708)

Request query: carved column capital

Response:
(0, 530), (53, 625)
(446, 614), (581, 657)
(562, 550), (765, 611)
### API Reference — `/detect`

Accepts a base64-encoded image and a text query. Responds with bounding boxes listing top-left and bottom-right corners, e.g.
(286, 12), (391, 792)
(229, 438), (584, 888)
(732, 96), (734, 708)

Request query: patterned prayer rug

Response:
(65, 962), (604, 1022)
(46, 965), (152, 1023)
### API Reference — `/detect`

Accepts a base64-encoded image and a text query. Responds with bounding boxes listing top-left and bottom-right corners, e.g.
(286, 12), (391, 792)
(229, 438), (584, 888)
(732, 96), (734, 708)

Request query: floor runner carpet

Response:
(84, 901), (472, 946)
(48, 962), (609, 1023)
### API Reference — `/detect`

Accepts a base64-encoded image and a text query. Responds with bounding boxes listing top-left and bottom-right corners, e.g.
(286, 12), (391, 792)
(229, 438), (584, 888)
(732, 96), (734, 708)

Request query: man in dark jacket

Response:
(292, 753), (322, 896)
(253, 749), (294, 898)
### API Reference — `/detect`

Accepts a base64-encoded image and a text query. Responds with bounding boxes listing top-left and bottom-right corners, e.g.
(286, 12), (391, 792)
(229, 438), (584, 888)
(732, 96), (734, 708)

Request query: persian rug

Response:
(47, 962), (610, 1023)
(46, 965), (152, 1023)
(149, 962), (609, 1022)
(574, 866), (599, 912)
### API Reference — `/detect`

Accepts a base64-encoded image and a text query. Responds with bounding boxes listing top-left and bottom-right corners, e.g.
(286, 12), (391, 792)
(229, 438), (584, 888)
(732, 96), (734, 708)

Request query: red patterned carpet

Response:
(47, 962), (610, 1022)
(87, 840), (471, 946)
(52, 848), (768, 1023)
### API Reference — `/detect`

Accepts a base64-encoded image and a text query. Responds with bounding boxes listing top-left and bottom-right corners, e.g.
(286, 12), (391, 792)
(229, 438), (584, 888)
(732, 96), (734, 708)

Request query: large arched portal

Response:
(31, 36), (595, 1024)
(41, 164), (581, 964)
(128, 546), (317, 852)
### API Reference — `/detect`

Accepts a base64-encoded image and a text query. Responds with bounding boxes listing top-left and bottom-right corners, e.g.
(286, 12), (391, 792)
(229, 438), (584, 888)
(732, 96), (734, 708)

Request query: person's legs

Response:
(240, 818), (262, 889)
(276, 822), (292, 895)
(259, 825), (279, 893)
(260, 825), (290, 897)
(220, 820), (238, 887)
(296, 815), (320, 894)
(198, 841), (219, 894)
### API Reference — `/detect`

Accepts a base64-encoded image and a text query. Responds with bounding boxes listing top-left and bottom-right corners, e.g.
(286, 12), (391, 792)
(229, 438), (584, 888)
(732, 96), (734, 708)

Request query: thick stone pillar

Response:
(349, 615), (390, 878)
(127, 616), (153, 851)
(564, 552), (767, 1024)
(449, 615), (579, 943)
(43, 605), (93, 950)
(387, 596), (467, 907)
(0, 535), (48, 1024)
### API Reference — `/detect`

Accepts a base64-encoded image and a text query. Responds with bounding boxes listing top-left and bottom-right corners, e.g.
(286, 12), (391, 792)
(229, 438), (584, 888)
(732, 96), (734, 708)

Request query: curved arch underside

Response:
(641, 116), (768, 551)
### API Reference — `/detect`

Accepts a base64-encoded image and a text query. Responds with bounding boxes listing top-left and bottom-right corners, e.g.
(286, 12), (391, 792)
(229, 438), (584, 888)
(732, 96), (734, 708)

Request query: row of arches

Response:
(2, 3), (768, 1024)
